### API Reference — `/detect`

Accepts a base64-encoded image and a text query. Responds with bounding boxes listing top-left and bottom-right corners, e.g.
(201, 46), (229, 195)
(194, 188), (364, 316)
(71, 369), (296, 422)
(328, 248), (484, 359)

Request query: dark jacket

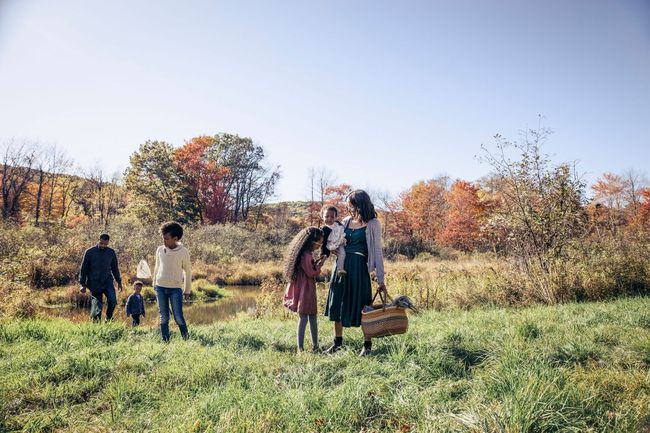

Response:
(79, 246), (122, 291)
(125, 293), (146, 316)
(321, 225), (332, 258)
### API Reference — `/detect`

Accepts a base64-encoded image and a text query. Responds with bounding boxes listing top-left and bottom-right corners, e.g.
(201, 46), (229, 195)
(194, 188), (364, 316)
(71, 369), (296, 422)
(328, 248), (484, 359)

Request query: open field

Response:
(1, 297), (649, 432)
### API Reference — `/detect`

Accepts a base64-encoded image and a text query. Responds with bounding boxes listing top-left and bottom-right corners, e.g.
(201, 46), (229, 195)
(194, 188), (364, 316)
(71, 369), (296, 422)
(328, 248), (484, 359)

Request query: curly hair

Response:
(160, 221), (184, 239)
(283, 227), (324, 282)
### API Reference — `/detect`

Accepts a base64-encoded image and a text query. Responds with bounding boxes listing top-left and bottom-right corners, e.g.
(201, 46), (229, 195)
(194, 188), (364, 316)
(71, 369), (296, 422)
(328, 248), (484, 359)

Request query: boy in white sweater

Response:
(153, 221), (192, 341)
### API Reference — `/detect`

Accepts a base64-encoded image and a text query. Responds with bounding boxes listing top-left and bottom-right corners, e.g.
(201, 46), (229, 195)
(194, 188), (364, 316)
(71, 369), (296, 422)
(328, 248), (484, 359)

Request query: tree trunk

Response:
(34, 168), (45, 225)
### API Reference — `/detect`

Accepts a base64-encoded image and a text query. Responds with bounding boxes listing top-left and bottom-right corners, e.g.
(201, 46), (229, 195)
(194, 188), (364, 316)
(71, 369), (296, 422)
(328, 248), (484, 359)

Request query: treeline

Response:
(1, 139), (124, 225)
(3, 128), (650, 244)
(3, 129), (649, 250)
(0, 134), (280, 227)
(304, 129), (649, 256)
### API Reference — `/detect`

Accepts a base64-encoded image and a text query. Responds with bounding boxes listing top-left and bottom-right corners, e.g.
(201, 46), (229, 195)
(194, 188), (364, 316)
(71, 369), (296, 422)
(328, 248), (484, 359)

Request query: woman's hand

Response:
(377, 283), (387, 294)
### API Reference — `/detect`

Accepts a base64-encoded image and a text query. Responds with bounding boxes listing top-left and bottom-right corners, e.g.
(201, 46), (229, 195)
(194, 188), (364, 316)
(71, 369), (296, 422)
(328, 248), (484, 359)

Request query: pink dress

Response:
(283, 251), (322, 315)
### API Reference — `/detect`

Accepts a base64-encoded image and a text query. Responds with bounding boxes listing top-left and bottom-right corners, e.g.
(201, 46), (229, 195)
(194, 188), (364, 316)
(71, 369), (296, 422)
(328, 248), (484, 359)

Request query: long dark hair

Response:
(347, 190), (377, 223)
(283, 227), (324, 281)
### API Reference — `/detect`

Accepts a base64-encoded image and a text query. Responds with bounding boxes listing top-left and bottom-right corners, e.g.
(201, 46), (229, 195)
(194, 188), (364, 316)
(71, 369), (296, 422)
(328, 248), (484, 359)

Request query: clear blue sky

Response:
(1, 0), (649, 201)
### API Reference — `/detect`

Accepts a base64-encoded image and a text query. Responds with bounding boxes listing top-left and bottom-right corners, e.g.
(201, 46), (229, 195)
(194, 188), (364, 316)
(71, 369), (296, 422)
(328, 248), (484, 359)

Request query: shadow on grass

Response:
(442, 332), (491, 371)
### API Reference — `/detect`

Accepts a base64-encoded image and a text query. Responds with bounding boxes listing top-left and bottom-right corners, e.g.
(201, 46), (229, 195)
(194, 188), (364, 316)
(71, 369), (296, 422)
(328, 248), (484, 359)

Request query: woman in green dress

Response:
(324, 190), (387, 356)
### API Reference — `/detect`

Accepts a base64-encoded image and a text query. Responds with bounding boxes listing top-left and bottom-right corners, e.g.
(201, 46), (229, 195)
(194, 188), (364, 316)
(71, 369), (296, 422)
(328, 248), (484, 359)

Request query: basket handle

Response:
(371, 288), (393, 309)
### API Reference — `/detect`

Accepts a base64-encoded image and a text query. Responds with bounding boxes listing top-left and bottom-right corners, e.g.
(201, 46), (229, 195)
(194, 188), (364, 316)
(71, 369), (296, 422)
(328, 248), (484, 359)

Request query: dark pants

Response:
(131, 314), (141, 326)
(90, 283), (117, 322)
(155, 286), (188, 341)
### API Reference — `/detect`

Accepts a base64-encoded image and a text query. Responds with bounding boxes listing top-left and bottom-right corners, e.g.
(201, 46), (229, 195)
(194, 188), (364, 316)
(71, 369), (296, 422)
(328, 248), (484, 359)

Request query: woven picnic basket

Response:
(361, 290), (408, 339)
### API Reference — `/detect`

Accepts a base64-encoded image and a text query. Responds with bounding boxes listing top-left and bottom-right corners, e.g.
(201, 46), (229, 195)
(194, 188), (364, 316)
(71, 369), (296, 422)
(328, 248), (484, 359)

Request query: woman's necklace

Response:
(350, 218), (365, 230)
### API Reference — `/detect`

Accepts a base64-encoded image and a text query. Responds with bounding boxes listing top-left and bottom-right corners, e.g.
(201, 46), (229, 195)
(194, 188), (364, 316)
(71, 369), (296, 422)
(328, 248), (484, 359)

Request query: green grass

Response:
(1, 298), (649, 432)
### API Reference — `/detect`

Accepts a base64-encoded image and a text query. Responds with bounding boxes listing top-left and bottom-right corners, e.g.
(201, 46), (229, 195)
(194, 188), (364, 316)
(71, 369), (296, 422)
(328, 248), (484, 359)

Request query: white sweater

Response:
(153, 244), (192, 294)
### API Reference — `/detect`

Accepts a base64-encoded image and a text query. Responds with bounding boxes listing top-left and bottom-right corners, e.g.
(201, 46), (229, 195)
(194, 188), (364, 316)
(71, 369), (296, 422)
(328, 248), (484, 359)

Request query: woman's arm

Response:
(371, 219), (386, 287)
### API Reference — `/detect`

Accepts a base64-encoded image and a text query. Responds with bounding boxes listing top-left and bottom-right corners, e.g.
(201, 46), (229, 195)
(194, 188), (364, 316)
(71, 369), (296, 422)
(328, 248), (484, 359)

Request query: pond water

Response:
(40, 285), (259, 326)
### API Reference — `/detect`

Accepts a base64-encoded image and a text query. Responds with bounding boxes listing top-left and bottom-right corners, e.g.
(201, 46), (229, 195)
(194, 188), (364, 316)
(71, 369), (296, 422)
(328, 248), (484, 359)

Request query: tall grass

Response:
(1, 297), (648, 432)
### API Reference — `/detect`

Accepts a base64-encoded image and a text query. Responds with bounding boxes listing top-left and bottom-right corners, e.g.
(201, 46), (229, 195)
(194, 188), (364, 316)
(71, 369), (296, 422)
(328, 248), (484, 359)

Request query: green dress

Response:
(324, 226), (372, 327)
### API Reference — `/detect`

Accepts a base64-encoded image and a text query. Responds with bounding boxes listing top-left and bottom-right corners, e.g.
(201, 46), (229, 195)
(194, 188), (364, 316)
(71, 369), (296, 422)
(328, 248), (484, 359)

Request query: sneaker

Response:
(359, 347), (372, 356)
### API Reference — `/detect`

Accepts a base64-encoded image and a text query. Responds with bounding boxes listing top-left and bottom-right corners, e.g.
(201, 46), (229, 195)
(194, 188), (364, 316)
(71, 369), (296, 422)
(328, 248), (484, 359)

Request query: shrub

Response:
(0, 280), (38, 319)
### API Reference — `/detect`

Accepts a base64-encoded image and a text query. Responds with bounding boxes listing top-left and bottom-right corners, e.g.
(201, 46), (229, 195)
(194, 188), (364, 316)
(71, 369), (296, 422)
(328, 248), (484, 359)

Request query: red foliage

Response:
(436, 180), (486, 252)
(175, 136), (230, 224)
(306, 183), (353, 226)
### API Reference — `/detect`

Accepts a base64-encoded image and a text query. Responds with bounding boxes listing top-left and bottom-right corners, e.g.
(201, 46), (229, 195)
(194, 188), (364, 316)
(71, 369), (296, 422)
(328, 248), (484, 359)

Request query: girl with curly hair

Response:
(283, 226), (326, 352)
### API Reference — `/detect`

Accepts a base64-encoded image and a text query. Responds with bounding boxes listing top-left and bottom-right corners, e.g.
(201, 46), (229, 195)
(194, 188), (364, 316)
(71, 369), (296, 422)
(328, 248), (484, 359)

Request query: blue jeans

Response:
(155, 286), (188, 341)
(90, 283), (117, 322)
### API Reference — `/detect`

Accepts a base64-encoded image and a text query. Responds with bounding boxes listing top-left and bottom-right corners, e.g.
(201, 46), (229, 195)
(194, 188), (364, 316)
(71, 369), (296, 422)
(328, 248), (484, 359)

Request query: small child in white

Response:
(321, 205), (347, 278)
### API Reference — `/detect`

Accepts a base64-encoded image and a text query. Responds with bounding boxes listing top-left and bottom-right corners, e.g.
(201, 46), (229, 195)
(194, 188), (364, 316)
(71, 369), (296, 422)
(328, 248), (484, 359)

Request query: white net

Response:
(136, 259), (152, 279)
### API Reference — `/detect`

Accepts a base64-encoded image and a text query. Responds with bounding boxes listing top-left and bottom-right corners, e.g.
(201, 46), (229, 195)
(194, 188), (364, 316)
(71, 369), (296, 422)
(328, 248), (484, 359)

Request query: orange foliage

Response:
(633, 187), (650, 230)
(400, 178), (448, 245)
(16, 172), (79, 223)
(436, 180), (486, 252)
(592, 172), (626, 209)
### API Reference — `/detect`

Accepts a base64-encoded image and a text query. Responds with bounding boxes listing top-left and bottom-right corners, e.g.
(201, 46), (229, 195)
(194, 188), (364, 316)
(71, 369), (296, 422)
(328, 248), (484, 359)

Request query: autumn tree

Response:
(436, 180), (486, 252)
(590, 170), (648, 233)
(124, 140), (199, 224)
(381, 193), (419, 257)
(636, 187), (650, 229)
(323, 183), (353, 219)
(591, 172), (627, 232)
(400, 176), (449, 246)
(621, 169), (647, 216)
(175, 136), (230, 224)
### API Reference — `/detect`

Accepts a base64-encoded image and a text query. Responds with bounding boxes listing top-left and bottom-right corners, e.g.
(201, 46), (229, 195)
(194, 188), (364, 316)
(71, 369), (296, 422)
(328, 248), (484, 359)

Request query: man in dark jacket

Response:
(79, 233), (123, 321)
